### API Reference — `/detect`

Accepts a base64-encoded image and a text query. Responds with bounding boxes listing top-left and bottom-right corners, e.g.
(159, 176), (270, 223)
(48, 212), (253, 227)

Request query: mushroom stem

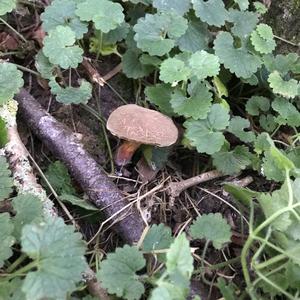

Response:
(115, 140), (141, 166)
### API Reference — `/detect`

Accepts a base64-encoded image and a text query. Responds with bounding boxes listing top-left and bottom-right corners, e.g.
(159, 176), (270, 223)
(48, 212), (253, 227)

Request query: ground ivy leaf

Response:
(75, 0), (124, 33)
(133, 12), (188, 56)
(43, 26), (83, 69)
(285, 262), (300, 289)
(144, 84), (174, 116)
(254, 1), (268, 14)
(0, 0), (17, 15)
(190, 213), (231, 249)
(184, 104), (229, 154)
(166, 234), (193, 279)
(21, 217), (88, 300)
(0, 117), (8, 147)
(0, 278), (26, 300)
(212, 145), (253, 175)
(263, 53), (299, 76)
(12, 194), (43, 240)
(41, 0), (88, 38)
(49, 78), (92, 104)
(234, 0), (249, 10)
(246, 96), (270, 116)
(259, 114), (277, 132)
(262, 150), (285, 182)
(228, 116), (255, 142)
(171, 83), (213, 120)
(159, 57), (190, 84)
(35, 50), (55, 80)
(192, 0), (229, 27)
(214, 31), (261, 78)
(268, 71), (299, 99)
(153, 0), (190, 16)
(176, 17), (210, 53)
(251, 24), (276, 54)
(0, 213), (15, 267)
(0, 156), (13, 199)
(97, 245), (146, 300)
(0, 62), (23, 105)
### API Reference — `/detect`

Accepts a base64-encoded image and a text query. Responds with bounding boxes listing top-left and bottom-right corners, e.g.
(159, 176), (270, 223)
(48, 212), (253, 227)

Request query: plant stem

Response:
(6, 253), (27, 273)
(0, 261), (38, 281)
(14, 64), (40, 76)
(0, 17), (27, 43)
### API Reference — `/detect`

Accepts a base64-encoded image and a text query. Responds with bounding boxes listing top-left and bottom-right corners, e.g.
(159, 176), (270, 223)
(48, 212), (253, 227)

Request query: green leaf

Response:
(190, 213), (231, 249)
(171, 82), (213, 120)
(97, 245), (146, 300)
(143, 146), (170, 171)
(245, 96), (270, 116)
(189, 50), (220, 80)
(285, 261), (300, 289)
(0, 278), (26, 300)
(133, 12), (188, 56)
(0, 156), (13, 200)
(166, 234), (193, 279)
(224, 184), (257, 207)
(212, 146), (253, 175)
(43, 26), (83, 69)
(159, 57), (190, 84)
(227, 116), (255, 143)
(259, 114), (277, 132)
(268, 71), (299, 99)
(262, 150), (285, 182)
(153, 0), (190, 15)
(12, 194), (43, 240)
(251, 24), (276, 54)
(41, 0), (88, 38)
(0, 0), (17, 15)
(75, 0), (124, 33)
(176, 17), (209, 53)
(60, 193), (98, 211)
(144, 84), (174, 116)
(184, 104), (229, 154)
(254, 1), (268, 14)
(35, 50), (55, 80)
(44, 161), (76, 195)
(234, 0), (249, 10)
(0, 62), (23, 105)
(0, 213), (15, 267)
(21, 217), (87, 300)
(49, 78), (92, 104)
(192, 0), (229, 27)
(0, 117), (8, 147)
(217, 278), (236, 300)
(254, 132), (273, 154)
(214, 32), (261, 78)
(263, 53), (299, 76)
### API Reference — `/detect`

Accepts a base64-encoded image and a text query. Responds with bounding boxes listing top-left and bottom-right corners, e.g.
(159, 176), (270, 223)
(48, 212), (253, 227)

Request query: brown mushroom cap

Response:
(107, 104), (178, 146)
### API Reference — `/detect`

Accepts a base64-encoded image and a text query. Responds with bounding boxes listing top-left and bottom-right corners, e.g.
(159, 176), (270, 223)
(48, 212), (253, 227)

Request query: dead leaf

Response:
(0, 32), (19, 51)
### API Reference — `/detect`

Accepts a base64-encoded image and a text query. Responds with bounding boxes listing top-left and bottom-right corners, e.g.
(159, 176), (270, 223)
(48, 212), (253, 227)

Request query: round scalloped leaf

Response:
(159, 57), (190, 84)
(251, 24), (276, 54)
(49, 78), (92, 104)
(0, 0), (17, 15)
(0, 213), (15, 267)
(214, 32), (261, 78)
(268, 71), (299, 99)
(227, 116), (256, 143)
(263, 53), (299, 76)
(153, 0), (190, 16)
(75, 0), (124, 33)
(35, 50), (55, 80)
(234, 0), (249, 10)
(43, 26), (83, 69)
(189, 50), (220, 80)
(133, 12), (188, 56)
(0, 62), (23, 105)
(41, 0), (88, 38)
(192, 0), (229, 27)
(246, 96), (270, 116)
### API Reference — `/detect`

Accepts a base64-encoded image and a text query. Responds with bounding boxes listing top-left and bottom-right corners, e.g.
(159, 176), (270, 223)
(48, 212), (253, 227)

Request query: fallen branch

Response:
(15, 88), (145, 244)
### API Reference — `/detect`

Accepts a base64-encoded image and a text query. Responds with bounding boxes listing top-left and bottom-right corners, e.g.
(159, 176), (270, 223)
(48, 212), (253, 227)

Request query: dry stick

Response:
(15, 88), (145, 244)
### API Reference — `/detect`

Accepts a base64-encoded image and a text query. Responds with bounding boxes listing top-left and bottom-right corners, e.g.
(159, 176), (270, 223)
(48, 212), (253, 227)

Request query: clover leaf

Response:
(251, 24), (276, 54)
(76, 0), (124, 33)
(0, 213), (15, 267)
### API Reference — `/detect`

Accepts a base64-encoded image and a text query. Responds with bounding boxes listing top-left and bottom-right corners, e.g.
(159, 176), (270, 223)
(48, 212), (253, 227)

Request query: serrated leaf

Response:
(41, 0), (88, 38)
(35, 50), (55, 80)
(214, 32), (261, 78)
(159, 57), (190, 84)
(60, 193), (98, 211)
(212, 145), (253, 175)
(190, 213), (231, 249)
(227, 116), (255, 142)
(0, 117), (8, 147)
(139, 54), (162, 67)
(76, 0), (124, 33)
(153, 0), (190, 15)
(12, 194), (43, 240)
(184, 104), (229, 154)
(251, 24), (276, 54)
(176, 18), (210, 53)
(0, 213), (14, 267)
(49, 78), (92, 104)
(242, 74), (258, 86)
(0, 0), (16, 15)
(133, 12), (188, 56)
(259, 114), (277, 132)
(246, 96), (270, 116)
(170, 82), (213, 120)
(263, 53), (299, 76)
(192, 0), (229, 27)
(43, 26), (83, 69)
(254, 1), (268, 14)
(262, 150), (285, 182)
(21, 217), (87, 300)
(268, 71), (299, 98)
(144, 84), (174, 116)
(0, 156), (13, 200)
(0, 62), (23, 105)
(254, 132), (272, 154)
(97, 245), (146, 300)
(189, 50), (220, 80)
(234, 0), (248, 10)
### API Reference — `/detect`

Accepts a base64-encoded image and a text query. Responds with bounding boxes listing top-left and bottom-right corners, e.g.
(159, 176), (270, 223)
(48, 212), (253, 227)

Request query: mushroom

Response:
(106, 104), (178, 166)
